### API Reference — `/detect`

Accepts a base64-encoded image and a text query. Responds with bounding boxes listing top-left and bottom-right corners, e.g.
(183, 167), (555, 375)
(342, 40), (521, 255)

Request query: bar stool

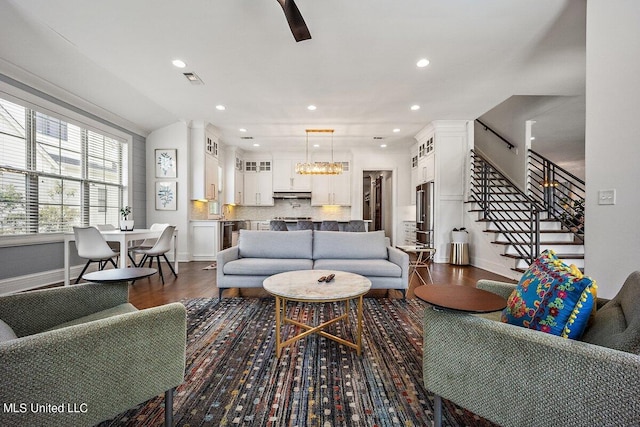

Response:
(345, 220), (366, 232)
(297, 220), (314, 230)
(270, 220), (288, 231)
(320, 220), (339, 231)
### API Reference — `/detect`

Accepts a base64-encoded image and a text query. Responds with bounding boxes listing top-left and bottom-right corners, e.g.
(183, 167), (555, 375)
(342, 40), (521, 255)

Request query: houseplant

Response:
(120, 206), (134, 231)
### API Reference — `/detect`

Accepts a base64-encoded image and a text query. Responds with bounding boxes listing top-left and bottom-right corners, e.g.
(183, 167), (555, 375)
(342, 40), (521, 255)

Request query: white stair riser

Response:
(494, 232), (575, 243)
(486, 221), (563, 231)
(503, 243), (584, 256)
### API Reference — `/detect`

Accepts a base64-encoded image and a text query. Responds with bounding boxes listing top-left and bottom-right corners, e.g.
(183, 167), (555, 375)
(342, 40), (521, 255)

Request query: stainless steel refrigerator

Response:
(416, 181), (434, 247)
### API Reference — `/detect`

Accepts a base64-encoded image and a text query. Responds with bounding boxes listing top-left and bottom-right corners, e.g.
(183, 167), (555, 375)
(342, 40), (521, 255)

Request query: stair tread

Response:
(469, 208), (533, 212)
(501, 253), (585, 260)
(491, 240), (584, 246)
(484, 229), (572, 234)
(476, 218), (557, 223)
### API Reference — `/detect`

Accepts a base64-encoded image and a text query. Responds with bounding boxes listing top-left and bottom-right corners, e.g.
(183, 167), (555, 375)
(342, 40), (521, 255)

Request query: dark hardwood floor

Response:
(116, 258), (515, 309)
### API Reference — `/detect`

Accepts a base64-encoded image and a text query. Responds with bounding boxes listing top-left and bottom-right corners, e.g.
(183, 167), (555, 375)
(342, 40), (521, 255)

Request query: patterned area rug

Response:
(99, 298), (497, 426)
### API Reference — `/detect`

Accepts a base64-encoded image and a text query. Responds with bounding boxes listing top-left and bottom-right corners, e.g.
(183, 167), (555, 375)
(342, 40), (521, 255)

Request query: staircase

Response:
(469, 150), (584, 273)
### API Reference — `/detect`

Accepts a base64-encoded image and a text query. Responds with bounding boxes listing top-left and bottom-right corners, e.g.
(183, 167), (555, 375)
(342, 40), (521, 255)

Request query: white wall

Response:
(585, 0), (640, 299)
(146, 121), (191, 262)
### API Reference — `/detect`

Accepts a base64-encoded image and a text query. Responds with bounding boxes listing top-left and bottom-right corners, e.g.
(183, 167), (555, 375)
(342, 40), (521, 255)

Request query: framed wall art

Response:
(156, 181), (177, 210)
(155, 149), (177, 178)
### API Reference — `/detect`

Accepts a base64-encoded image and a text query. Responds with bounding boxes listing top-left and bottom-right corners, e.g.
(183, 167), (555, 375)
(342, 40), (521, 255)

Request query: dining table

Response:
(63, 228), (178, 286)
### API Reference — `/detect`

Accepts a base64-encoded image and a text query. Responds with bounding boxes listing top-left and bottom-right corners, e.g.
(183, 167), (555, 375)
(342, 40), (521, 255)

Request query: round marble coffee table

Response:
(263, 270), (371, 357)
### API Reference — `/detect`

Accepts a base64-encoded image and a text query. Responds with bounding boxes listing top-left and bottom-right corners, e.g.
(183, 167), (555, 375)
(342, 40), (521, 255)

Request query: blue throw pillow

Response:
(501, 250), (597, 339)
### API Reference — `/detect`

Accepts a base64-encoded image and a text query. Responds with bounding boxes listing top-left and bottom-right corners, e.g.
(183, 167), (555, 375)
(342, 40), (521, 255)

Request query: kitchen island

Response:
(264, 217), (371, 231)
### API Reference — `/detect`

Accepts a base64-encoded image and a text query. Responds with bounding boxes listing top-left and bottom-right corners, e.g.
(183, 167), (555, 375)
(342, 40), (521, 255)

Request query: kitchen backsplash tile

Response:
(223, 199), (350, 220)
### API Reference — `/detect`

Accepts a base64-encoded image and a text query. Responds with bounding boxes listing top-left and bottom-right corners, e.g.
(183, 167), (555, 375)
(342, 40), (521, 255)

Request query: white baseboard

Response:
(470, 256), (522, 282)
(1, 254), (194, 295)
(0, 265), (87, 295)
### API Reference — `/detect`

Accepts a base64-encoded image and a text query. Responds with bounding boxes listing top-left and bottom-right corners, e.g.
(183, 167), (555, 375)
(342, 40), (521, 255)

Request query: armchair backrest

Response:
(581, 271), (640, 354)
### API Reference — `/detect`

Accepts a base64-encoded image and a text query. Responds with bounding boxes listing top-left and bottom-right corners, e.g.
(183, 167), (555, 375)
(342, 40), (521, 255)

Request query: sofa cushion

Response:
(313, 230), (388, 260)
(224, 258), (313, 276)
(238, 230), (312, 259)
(45, 303), (139, 332)
(313, 259), (401, 278)
(581, 271), (640, 354)
(0, 318), (17, 341)
(501, 250), (596, 339)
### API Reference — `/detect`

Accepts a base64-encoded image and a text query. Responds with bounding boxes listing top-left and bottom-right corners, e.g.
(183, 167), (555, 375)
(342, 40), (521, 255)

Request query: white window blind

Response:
(0, 97), (127, 235)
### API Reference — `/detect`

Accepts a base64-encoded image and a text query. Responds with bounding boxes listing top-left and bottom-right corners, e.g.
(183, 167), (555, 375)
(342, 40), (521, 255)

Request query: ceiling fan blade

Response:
(276, 0), (311, 42)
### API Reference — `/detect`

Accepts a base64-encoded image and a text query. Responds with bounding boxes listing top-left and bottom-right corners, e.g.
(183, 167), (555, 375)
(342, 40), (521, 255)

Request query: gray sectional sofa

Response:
(216, 229), (409, 299)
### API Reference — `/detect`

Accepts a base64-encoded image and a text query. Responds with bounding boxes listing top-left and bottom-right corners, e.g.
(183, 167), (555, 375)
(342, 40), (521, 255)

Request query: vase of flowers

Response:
(120, 206), (134, 231)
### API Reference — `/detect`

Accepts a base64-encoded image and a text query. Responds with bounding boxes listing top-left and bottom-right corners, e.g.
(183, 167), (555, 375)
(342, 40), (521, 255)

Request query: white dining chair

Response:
(95, 224), (121, 255)
(130, 226), (177, 284)
(128, 223), (170, 266)
(73, 226), (120, 284)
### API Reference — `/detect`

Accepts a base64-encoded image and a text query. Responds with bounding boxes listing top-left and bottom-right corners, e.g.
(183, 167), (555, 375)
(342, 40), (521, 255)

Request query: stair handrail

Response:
(476, 119), (515, 150)
(470, 150), (540, 264)
(528, 150), (585, 243)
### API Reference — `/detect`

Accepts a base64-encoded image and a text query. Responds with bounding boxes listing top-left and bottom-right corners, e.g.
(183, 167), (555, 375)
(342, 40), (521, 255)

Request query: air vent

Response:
(373, 136), (384, 140)
(183, 72), (203, 85)
(240, 136), (254, 140)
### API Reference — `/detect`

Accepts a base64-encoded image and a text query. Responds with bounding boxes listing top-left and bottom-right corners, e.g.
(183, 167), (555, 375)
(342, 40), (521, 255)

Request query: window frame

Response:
(0, 83), (133, 247)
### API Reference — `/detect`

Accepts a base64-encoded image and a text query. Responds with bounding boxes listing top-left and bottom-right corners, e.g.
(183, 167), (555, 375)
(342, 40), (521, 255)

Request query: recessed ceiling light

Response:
(307, 105), (317, 111)
(172, 59), (187, 68)
(253, 143), (260, 147)
(313, 144), (320, 148)
(380, 144), (387, 148)
(410, 105), (421, 111)
(530, 137), (536, 140)
(215, 105), (226, 111)
(416, 58), (430, 68)
(393, 128), (400, 133)
(239, 128), (247, 133)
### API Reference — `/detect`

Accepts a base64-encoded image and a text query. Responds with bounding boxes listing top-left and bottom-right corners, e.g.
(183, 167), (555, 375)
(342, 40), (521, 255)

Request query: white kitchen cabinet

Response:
(243, 159), (273, 206)
(415, 135), (435, 185)
(233, 168), (244, 204)
(190, 221), (219, 261)
(273, 157), (311, 191)
(311, 161), (351, 206)
(191, 123), (220, 201)
(224, 148), (244, 205)
(403, 221), (417, 245)
(204, 154), (218, 200)
(410, 146), (419, 204)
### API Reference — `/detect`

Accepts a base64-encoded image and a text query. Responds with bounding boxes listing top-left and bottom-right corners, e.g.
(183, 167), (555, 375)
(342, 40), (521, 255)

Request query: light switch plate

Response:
(598, 189), (616, 205)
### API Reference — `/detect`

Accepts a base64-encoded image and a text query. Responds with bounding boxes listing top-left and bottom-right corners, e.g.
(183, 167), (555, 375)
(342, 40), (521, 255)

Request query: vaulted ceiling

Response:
(0, 0), (585, 152)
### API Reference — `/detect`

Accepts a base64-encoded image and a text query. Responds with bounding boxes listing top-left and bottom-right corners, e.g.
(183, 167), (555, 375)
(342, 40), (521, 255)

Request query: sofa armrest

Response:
(217, 246), (239, 281)
(387, 246), (409, 288)
(476, 279), (517, 300)
(0, 302), (186, 426)
(0, 282), (129, 337)
(423, 308), (640, 426)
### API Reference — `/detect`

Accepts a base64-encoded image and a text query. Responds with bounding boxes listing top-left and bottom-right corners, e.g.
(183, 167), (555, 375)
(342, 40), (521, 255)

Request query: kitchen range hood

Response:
(272, 191), (312, 199)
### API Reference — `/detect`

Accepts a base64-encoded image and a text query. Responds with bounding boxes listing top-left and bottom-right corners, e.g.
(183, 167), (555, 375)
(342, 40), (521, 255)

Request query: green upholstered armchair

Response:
(0, 282), (186, 426)
(423, 273), (640, 427)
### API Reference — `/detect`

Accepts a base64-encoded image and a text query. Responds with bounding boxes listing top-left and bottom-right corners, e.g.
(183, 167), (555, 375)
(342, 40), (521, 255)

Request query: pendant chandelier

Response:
(295, 129), (343, 175)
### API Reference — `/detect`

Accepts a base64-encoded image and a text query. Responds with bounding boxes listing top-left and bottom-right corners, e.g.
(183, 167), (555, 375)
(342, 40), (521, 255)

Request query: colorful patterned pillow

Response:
(501, 250), (597, 339)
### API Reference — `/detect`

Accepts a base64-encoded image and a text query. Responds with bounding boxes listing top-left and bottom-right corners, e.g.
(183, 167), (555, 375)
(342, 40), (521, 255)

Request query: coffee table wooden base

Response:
(274, 294), (365, 358)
